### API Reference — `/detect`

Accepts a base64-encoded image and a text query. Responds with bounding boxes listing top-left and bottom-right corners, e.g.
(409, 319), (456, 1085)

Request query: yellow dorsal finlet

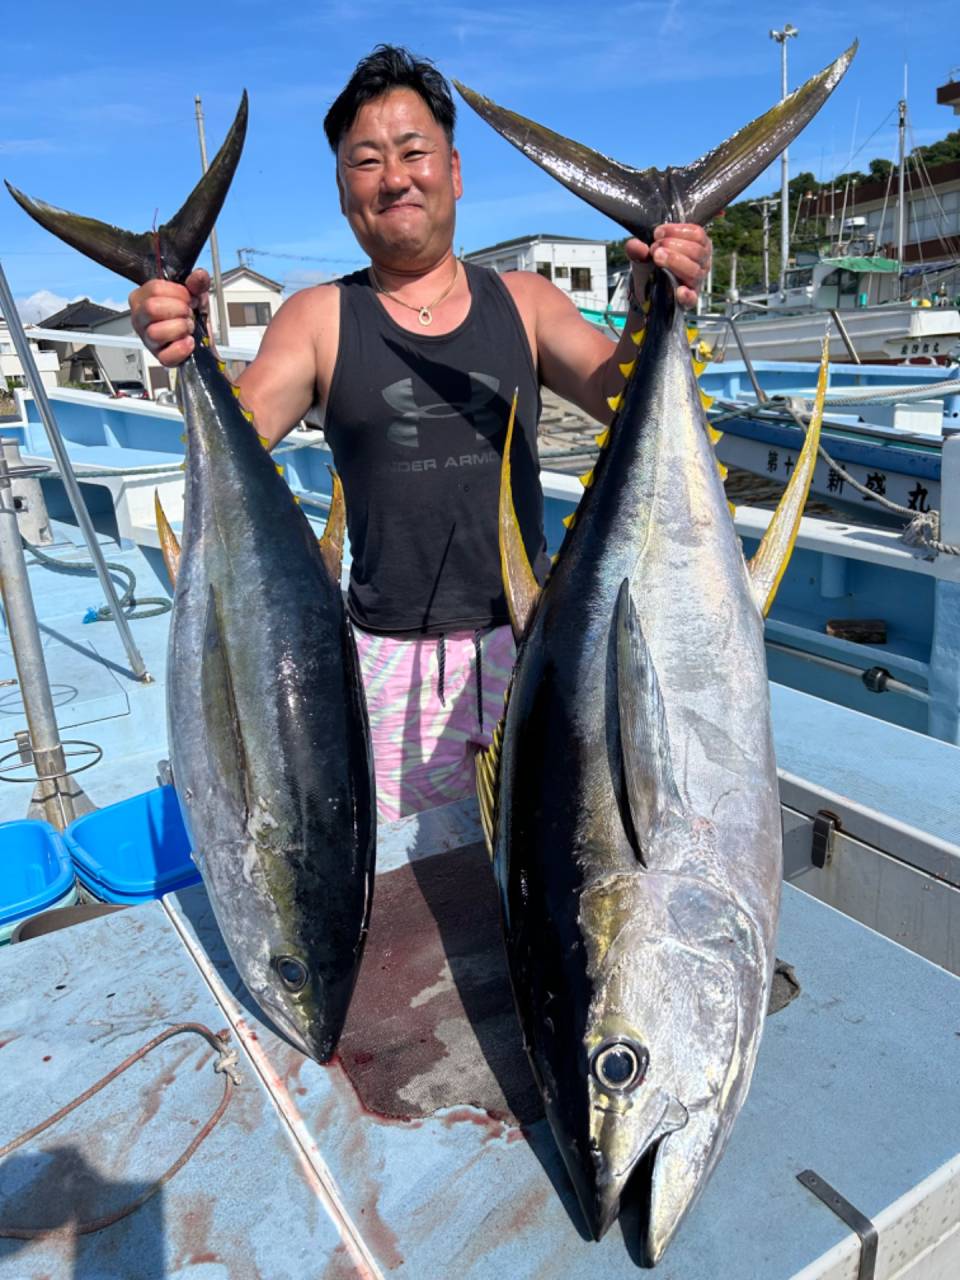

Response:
(475, 707), (507, 857)
(707, 423), (724, 446)
(700, 389), (714, 411)
(562, 512), (576, 529)
(595, 428), (610, 449)
(618, 359), (636, 379)
(607, 392), (623, 414)
(630, 325), (647, 348)
(579, 470), (594, 489)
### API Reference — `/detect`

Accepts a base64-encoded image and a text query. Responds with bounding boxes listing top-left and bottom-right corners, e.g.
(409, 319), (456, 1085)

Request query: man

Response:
(130, 46), (712, 821)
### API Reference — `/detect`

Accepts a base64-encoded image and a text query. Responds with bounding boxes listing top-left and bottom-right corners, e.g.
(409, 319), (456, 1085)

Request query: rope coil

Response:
(0, 1022), (240, 1240)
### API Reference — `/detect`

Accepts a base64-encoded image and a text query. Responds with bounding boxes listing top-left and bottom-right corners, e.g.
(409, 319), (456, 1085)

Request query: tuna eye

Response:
(591, 1039), (649, 1093)
(274, 955), (308, 992)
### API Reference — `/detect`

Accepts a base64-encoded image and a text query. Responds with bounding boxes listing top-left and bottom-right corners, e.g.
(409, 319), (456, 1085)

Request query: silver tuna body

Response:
(494, 279), (779, 1260)
(169, 341), (375, 1061)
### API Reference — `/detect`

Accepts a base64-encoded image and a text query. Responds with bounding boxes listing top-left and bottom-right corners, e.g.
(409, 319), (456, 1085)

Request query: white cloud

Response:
(16, 290), (125, 324)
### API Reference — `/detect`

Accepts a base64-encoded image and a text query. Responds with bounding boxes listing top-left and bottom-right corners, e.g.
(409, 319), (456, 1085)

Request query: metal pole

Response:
(770, 24), (799, 293)
(195, 95), (230, 347)
(0, 259), (151, 681)
(828, 308), (862, 364)
(897, 98), (908, 295)
(762, 197), (771, 294)
(0, 458), (77, 827)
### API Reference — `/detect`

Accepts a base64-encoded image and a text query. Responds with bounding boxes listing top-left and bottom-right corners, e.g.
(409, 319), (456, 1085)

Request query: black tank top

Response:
(323, 263), (548, 635)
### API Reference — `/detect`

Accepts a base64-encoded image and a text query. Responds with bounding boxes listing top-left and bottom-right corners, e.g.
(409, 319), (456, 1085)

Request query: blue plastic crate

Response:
(0, 820), (76, 941)
(64, 785), (201, 904)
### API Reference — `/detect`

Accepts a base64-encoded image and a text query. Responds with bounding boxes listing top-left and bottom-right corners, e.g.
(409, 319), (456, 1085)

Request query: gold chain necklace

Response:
(369, 259), (460, 327)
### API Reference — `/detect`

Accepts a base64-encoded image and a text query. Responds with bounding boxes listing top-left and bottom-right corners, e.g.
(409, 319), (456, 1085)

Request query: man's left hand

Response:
(627, 225), (712, 309)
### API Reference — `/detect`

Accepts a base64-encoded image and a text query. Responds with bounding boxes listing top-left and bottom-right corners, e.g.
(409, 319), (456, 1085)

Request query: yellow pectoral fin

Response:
(154, 491), (181, 586)
(500, 389), (542, 640)
(747, 335), (828, 615)
(318, 468), (347, 582)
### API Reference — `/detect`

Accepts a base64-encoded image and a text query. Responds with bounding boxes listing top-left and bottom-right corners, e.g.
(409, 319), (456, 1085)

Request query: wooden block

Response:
(826, 618), (887, 645)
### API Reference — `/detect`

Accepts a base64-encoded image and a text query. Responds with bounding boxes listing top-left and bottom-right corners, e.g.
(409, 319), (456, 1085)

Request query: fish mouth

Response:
(580, 1089), (689, 1244)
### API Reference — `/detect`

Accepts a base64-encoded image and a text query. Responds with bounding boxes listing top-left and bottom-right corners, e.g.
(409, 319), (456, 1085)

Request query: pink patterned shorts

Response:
(353, 624), (516, 823)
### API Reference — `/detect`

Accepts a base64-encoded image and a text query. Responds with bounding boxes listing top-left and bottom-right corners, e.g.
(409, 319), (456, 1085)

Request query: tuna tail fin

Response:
(747, 335), (828, 615)
(499, 388), (541, 641)
(455, 42), (855, 237)
(5, 92), (248, 284)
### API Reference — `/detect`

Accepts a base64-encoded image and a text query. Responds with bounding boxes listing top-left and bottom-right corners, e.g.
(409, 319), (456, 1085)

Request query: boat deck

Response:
(1, 804), (958, 1278)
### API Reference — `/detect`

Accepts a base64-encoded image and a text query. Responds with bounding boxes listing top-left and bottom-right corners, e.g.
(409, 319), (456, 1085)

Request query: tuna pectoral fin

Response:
(154, 491), (181, 586)
(455, 43), (854, 236)
(5, 92), (248, 285)
(499, 389), (541, 641)
(201, 586), (251, 824)
(318, 467), (347, 583)
(615, 580), (683, 862)
(747, 336), (828, 616)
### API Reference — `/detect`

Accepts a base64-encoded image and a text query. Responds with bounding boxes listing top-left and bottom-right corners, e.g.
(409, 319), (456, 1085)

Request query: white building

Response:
(1, 320), (60, 395)
(464, 235), (608, 312)
(88, 265), (284, 396)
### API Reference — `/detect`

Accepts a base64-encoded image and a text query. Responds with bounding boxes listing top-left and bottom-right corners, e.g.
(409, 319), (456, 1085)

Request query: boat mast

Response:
(896, 96), (908, 297)
(770, 24), (799, 294)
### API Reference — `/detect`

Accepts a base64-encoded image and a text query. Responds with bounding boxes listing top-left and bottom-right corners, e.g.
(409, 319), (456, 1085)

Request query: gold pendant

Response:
(418, 307), (432, 326)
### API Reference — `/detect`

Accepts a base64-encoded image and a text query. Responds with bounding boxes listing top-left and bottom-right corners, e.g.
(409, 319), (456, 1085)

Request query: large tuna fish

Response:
(6, 96), (376, 1062)
(462, 47), (851, 1261)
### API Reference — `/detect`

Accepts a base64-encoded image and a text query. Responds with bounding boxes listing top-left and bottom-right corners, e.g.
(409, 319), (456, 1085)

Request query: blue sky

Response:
(2, 0), (958, 319)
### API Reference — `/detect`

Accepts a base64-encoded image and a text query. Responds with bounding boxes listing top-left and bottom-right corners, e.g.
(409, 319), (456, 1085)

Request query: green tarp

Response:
(818, 256), (900, 273)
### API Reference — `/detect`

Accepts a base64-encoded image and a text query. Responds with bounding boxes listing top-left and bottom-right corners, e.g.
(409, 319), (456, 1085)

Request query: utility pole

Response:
(770, 24), (799, 294)
(750, 196), (779, 295)
(195, 95), (230, 347)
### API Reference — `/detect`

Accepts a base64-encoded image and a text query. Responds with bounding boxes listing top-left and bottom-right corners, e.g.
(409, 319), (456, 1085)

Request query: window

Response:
(535, 261), (552, 279)
(554, 265), (569, 279)
(570, 267), (592, 291)
(227, 301), (272, 327)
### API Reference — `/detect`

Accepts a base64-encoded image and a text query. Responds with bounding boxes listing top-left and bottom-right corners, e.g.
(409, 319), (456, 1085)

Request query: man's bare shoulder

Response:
(269, 282), (340, 330)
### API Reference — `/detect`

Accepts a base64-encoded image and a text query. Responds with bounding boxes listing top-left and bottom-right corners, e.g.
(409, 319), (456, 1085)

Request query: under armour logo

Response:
(382, 373), (502, 448)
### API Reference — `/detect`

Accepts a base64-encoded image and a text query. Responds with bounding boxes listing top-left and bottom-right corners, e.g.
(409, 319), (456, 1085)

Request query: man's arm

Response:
(507, 226), (712, 425)
(128, 271), (339, 448)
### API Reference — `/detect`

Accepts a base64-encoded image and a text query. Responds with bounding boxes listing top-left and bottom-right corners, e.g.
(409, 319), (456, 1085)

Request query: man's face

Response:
(336, 88), (462, 270)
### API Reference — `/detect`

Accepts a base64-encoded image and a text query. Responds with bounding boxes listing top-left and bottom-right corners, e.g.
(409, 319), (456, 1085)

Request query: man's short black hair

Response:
(323, 45), (456, 152)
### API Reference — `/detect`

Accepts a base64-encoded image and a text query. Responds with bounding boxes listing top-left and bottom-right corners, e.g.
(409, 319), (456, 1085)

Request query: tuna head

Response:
(571, 850), (767, 1261)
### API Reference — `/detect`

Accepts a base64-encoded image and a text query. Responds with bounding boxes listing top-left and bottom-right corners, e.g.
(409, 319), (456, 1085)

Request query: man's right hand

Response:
(129, 269), (211, 366)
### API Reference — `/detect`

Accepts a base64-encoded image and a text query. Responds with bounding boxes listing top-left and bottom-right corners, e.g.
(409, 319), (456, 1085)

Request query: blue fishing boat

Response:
(703, 356), (960, 523)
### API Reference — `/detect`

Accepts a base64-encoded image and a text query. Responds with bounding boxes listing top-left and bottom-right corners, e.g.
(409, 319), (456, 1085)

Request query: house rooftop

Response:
(39, 298), (121, 329)
(222, 265), (283, 291)
(465, 233), (608, 257)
